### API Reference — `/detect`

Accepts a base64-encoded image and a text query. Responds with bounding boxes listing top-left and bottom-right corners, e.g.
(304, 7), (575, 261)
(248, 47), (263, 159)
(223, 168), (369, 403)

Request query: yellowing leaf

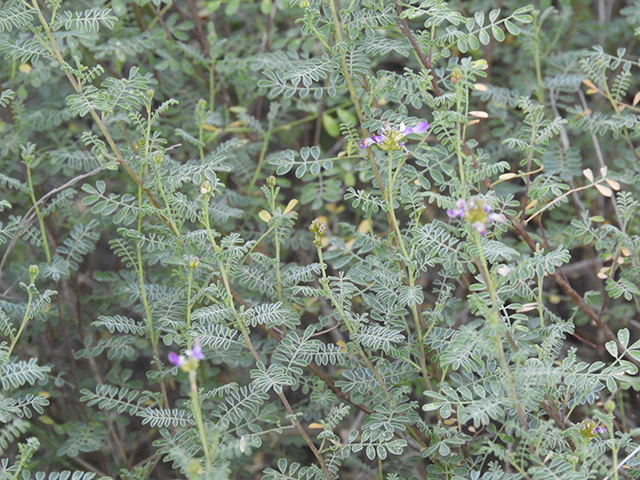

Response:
(19, 63), (32, 74)
(600, 166), (608, 177)
(258, 210), (272, 222)
(605, 178), (620, 191)
(586, 88), (599, 95)
(582, 79), (597, 89)
(499, 173), (518, 180)
(284, 199), (299, 214)
(582, 168), (594, 182)
(595, 184), (612, 197)
(308, 423), (324, 430)
(39, 415), (55, 425)
(469, 110), (489, 118)
(473, 83), (488, 92)
(337, 340), (347, 352)
(472, 59), (488, 70)
(357, 219), (371, 234)
(633, 92), (640, 106)
(516, 302), (538, 313)
(468, 119), (480, 126)
(549, 294), (561, 304)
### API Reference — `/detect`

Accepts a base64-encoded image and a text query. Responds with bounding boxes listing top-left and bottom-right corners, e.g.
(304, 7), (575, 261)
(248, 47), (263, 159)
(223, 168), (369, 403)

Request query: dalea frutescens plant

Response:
(2, 0), (640, 479)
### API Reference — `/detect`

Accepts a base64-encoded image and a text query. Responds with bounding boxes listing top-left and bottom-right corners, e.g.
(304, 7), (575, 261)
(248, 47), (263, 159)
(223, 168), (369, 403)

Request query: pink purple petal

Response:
(168, 352), (181, 367)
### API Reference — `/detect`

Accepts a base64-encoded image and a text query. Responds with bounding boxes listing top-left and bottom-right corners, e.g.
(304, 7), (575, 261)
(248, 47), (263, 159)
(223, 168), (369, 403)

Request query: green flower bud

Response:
(267, 176), (277, 187)
(451, 67), (463, 83)
(605, 399), (615, 413)
(29, 265), (39, 283)
(188, 257), (200, 269)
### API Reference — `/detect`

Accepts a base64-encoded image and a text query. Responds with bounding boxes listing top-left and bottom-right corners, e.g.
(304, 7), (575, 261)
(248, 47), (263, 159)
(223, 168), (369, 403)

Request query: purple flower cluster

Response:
(447, 198), (506, 235)
(360, 121), (429, 154)
(168, 340), (204, 371)
(578, 418), (607, 440)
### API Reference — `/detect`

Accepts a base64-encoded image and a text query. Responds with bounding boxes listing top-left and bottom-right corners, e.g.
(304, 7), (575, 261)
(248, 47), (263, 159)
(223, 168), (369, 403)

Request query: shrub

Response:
(1, 0), (640, 479)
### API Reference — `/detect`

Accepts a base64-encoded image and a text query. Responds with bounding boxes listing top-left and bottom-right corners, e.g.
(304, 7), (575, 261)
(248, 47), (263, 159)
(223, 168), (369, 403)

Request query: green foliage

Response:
(2, 0), (640, 479)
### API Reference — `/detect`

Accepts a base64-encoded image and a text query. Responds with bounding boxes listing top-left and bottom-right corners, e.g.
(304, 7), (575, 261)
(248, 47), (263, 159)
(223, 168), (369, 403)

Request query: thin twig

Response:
(393, 0), (441, 96)
(0, 166), (106, 281)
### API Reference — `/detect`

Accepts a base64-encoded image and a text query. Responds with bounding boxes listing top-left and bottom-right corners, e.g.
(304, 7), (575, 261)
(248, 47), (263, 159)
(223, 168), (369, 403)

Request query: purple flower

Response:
(593, 425), (607, 435)
(447, 197), (505, 235)
(168, 339), (204, 370)
(360, 121), (429, 154)
(186, 341), (204, 360)
(446, 199), (467, 219)
(168, 351), (186, 368)
(578, 418), (606, 440)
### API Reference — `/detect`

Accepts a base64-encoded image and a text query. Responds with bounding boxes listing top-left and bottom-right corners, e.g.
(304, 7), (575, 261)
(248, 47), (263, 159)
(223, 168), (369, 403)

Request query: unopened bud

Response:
(267, 176), (277, 187)
(153, 153), (163, 164)
(188, 257), (200, 269)
(605, 399), (615, 413)
(200, 181), (212, 195)
(451, 67), (463, 83)
(29, 265), (39, 283)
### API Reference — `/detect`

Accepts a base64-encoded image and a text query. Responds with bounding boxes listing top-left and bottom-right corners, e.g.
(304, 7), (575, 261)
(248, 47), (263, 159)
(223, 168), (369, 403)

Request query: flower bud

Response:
(188, 257), (200, 269)
(605, 399), (615, 413)
(267, 176), (277, 187)
(29, 265), (39, 283)
(153, 153), (163, 165)
(451, 67), (463, 83)
(200, 181), (212, 195)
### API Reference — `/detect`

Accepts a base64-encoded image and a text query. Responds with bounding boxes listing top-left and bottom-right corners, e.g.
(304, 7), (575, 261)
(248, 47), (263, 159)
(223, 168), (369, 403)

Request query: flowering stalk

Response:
(359, 122), (430, 380)
(381, 149), (431, 389)
(470, 228), (529, 433)
(168, 342), (212, 471)
(203, 204), (332, 479)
